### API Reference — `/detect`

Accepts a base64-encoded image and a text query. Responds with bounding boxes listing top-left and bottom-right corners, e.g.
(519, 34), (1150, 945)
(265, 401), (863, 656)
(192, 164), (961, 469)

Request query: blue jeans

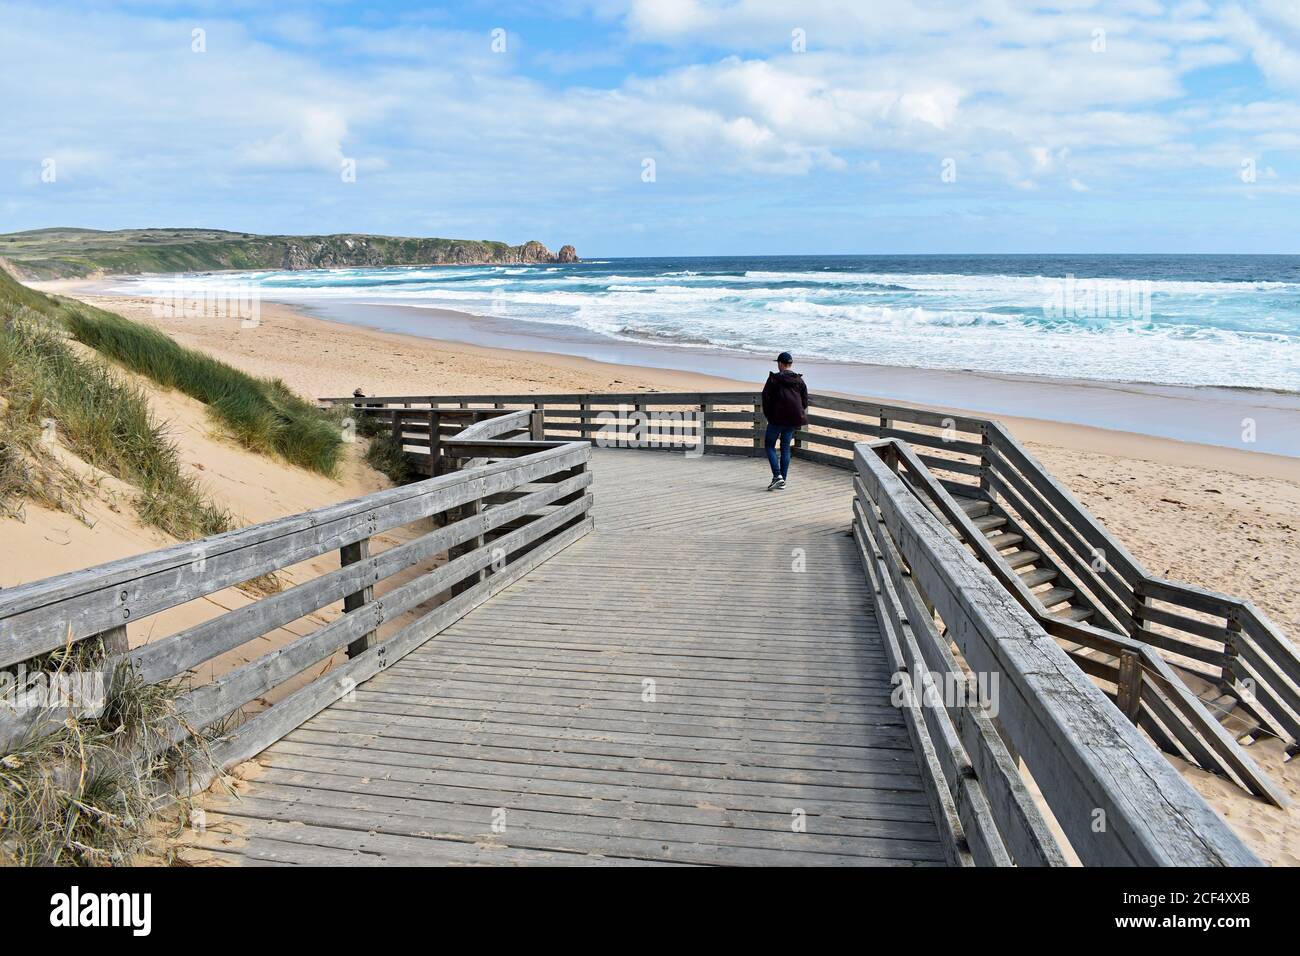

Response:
(765, 424), (795, 479)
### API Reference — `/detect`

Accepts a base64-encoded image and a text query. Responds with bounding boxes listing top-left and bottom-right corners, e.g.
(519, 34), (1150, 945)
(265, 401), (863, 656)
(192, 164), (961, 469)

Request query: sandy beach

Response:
(19, 281), (1300, 865)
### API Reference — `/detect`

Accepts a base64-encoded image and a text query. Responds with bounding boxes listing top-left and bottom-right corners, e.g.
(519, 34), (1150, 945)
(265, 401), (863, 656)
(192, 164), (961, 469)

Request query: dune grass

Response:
(0, 268), (344, 481)
(0, 307), (233, 539)
(62, 305), (344, 475)
(0, 323), (85, 521)
(357, 413), (416, 484)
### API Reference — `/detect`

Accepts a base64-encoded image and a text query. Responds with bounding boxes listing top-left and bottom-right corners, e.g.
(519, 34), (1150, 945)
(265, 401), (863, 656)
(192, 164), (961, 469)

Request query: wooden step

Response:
(1198, 692), (1267, 743)
(1003, 549), (1040, 570)
(957, 498), (991, 519)
(1019, 567), (1058, 588)
(1055, 606), (1094, 622)
(972, 514), (1007, 532)
(986, 531), (1024, 551)
(1035, 586), (1075, 609)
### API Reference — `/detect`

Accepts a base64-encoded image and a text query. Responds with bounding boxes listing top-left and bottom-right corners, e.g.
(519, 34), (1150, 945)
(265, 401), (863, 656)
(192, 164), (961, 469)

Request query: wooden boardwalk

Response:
(188, 449), (947, 865)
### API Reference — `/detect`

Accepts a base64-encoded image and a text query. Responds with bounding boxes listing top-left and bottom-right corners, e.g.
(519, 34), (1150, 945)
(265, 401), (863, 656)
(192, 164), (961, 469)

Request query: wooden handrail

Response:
(0, 414), (595, 781)
(852, 465), (1067, 866)
(854, 440), (1260, 866)
(874, 438), (1286, 807)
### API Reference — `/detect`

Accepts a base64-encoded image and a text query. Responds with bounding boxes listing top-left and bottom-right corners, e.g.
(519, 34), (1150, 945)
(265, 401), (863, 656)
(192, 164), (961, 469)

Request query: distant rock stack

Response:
(516, 240), (553, 263)
(514, 241), (581, 264)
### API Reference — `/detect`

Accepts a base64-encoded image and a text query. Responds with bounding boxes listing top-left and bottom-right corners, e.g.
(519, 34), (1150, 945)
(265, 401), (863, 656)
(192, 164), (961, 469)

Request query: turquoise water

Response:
(125, 254), (1300, 392)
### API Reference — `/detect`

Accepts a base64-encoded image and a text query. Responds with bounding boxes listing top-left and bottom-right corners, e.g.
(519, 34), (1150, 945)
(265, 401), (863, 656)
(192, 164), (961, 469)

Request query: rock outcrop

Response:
(277, 236), (577, 270)
(515, 240), (553, 263)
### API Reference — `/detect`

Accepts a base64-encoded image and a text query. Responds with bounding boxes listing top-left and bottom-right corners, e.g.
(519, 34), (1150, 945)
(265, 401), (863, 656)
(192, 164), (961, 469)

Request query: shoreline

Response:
(47, 275), (1300, 460)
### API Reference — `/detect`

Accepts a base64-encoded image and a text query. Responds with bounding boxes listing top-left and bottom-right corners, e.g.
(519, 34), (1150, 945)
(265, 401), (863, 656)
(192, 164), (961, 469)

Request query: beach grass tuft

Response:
(358, 413), (416, 484)
(0, 637), (217, 866)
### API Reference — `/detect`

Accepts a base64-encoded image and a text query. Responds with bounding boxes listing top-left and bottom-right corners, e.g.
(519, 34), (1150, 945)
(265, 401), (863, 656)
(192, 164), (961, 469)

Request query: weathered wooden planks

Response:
(188, 449), (946, 867)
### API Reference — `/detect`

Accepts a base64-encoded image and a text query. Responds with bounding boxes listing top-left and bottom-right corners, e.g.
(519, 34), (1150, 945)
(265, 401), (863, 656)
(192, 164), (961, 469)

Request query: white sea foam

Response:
(111, 264), (1300, 391)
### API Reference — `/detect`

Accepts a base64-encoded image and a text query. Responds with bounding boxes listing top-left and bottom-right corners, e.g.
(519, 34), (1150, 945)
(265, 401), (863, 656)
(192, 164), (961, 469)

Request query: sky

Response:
(2, 0), (1299, 256)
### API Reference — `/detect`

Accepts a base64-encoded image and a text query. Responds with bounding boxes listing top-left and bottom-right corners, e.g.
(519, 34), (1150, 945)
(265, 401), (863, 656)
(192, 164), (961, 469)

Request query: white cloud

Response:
(1218, 3), (1300, 89)
(0, 0), (1296, 244)
(627, 0), (719, 38)
(237, 108), (350, 170)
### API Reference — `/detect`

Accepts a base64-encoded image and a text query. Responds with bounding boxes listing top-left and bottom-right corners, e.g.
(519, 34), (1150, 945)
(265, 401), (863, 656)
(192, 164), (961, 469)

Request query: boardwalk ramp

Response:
(193, 450), (945, 865)
(3, 391), (1286, 866)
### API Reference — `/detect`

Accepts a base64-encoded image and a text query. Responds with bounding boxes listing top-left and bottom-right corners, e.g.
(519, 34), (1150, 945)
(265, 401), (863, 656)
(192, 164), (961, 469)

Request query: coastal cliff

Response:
(0, 228), (580, 279)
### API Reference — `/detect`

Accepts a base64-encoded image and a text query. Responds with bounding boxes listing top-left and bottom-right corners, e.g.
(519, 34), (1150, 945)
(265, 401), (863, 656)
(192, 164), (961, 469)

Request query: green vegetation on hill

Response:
(64, 307), (344, 474)
(0, 269), (344, 537)
(0, 227), (578, 279)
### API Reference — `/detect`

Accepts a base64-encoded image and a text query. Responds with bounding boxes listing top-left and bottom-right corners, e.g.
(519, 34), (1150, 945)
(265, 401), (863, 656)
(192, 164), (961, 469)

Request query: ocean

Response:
(122, 254), (1300, 393)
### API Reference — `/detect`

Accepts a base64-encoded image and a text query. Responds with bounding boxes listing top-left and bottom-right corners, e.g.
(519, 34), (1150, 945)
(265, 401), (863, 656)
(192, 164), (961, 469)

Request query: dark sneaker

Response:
(767, 477), (782, 491)
(775, 477), (787, 490)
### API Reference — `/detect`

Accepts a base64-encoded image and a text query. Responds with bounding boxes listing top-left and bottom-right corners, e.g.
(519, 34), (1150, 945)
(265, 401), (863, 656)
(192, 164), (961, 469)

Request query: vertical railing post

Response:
(878, 440), (900, 473)
(1130, 580), (1148, 645)
(390, 405), (403, 449)
(752, 401), (763, 457)
(979, 423), (993, 497)
(1223, 606), (1242, 693)
(1116, 649), (1142, 723)
(427, 409), (441, 477)
(529, 407), (545, 441)
(341, 536), (378, 658)
(449, 494), (486, 597)
(97, 624), (129, 657)
(631, 400), (647, 452)
(701, 402), (712, 456)
(95, 624), (131, 696)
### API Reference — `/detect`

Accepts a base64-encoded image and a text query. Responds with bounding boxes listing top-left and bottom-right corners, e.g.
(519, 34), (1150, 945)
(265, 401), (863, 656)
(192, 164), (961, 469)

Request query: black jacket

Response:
(762, 370), (809, 427)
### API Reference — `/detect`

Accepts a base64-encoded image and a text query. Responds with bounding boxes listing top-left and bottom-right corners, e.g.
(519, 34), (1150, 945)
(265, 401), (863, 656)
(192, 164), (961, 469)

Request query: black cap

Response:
(776, 351), (793, 365)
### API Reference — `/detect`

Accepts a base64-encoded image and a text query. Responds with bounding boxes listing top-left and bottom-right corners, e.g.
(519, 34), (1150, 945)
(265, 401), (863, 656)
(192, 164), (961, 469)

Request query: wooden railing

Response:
(803, 399), (1299, 758)
(0, 410), (593, 791)
(852, 444), (1066, 867)
(980, 421), (1300, 746)
(879, 438), (1285, 806)
(853, 439), (1260, 866)
(326, 390), (1298, 796)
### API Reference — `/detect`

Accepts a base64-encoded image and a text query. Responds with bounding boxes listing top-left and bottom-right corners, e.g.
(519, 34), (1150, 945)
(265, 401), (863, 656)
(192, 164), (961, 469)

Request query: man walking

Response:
(760, 351), (808, 490)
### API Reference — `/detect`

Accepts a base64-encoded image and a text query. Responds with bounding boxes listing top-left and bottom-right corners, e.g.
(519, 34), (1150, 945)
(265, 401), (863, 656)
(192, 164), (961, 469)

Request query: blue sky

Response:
(2, 0), (1299, 255)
